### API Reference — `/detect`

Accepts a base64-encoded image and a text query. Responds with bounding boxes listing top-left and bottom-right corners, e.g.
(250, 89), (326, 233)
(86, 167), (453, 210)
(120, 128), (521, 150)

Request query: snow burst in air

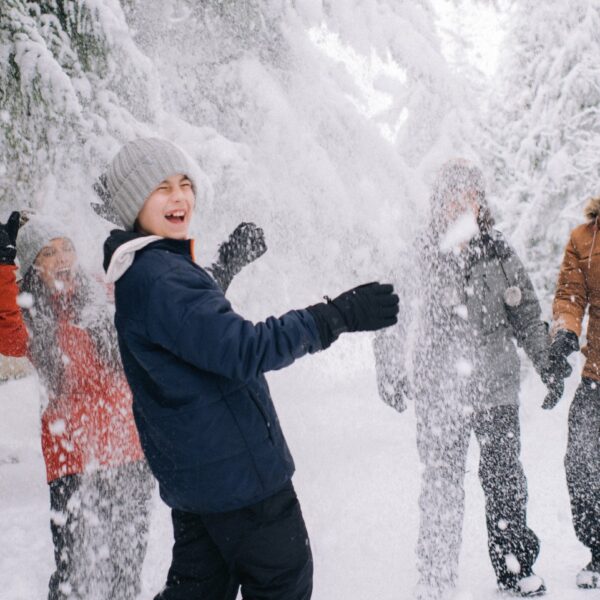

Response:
(440, 211), (479, 254)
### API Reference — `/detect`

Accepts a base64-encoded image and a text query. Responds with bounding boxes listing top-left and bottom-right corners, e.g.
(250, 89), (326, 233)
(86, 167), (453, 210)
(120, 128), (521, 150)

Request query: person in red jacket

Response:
(0, 211), (154, 599)
(0, 209), (269, 599)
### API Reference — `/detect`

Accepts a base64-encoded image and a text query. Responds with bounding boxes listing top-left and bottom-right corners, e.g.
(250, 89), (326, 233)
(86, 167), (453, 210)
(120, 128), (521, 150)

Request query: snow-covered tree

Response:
(1, 0), (475, 304)
(0, 0), (162, 240)
(0, 4), (507, 599)
(484, 0), (600, 299)
(103, 0), (474, 320)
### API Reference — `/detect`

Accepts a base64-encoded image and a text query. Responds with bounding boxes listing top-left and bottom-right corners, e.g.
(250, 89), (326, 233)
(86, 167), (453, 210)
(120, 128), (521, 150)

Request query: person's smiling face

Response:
(136, 174), (195, 239)
(34, 237), (77, 293)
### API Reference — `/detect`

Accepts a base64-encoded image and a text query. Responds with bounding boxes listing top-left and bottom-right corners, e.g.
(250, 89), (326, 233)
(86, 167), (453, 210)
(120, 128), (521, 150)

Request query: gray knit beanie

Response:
(431, 158), (494, 229)
(106, 137), (197, 231)
(432, 158), (486, 204)
(16, 214), (68, 276)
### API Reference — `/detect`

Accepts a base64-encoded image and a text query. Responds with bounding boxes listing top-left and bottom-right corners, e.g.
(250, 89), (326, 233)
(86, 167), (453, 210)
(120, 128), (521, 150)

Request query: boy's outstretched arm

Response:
(143, 270), (398, 383)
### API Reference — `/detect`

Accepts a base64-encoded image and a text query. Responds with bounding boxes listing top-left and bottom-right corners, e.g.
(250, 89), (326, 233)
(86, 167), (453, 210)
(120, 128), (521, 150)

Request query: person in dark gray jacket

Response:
(374, 159), (551, 599)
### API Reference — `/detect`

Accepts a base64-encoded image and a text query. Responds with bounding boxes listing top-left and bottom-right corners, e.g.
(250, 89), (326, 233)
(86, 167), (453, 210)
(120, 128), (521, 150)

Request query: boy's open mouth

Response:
(165, 210), (186, 223)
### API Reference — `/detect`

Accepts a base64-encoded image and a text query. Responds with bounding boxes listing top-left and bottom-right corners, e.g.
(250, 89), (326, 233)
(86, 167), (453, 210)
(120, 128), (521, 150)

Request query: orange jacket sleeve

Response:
(552, 233), (588, 337)
(0, 264), (29, 357)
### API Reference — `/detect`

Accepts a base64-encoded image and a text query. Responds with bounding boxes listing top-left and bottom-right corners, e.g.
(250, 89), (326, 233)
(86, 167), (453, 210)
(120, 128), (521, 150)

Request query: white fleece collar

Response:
(105, 235), (162, 283)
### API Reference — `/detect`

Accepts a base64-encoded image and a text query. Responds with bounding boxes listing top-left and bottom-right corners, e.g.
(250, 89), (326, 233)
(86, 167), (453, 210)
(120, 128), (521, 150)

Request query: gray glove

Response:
(378, 375), (409, 413)
(542, 378), (565, 411)
(541, 330), (579, 409)
(210, 222), (267, 292)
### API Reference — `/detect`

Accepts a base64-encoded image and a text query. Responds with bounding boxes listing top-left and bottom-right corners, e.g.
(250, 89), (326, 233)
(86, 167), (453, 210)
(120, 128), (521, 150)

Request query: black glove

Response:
(542, 379), (565, 410)
(307, 282), (399, 349)
(541, 329), (579, 409)
(210, 223), (267, 292)
(0, 212), (20, 265)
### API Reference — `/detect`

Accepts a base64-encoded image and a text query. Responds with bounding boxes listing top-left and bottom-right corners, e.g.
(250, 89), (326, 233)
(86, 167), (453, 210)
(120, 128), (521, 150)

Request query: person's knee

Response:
(481, 455), (523, 484)
(422, 462), (465, 488)
(564, 437), (591, 477)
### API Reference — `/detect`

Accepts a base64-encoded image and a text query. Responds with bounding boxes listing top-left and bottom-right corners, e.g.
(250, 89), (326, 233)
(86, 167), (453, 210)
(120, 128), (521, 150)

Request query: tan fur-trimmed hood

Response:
(584, 197), (600, 221)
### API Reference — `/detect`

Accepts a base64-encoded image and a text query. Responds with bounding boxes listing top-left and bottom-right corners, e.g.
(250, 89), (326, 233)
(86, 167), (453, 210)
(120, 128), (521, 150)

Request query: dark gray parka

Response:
(374, 229), (549, 412)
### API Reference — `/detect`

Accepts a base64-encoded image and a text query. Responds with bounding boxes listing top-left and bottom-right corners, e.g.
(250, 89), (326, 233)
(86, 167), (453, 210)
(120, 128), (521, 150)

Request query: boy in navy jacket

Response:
(102, 137), (399, 600)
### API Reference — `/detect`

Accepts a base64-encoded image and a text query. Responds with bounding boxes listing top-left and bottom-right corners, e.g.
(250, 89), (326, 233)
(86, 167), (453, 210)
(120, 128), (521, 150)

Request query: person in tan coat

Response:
(549, 197), (600, 589)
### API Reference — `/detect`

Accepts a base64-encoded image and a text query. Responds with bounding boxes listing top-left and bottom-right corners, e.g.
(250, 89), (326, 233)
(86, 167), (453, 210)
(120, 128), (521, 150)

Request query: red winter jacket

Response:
(0, 264), (143, 482)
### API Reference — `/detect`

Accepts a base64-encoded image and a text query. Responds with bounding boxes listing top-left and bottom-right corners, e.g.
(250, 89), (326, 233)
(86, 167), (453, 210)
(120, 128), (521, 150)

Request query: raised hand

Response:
(219, 222), (267, 270)
(0, 212), (21, 265)
(210, 222), (267, 292)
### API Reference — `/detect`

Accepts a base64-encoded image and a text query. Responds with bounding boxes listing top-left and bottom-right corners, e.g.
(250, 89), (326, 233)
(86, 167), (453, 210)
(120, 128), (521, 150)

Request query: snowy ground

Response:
(0, 337), (592, 599)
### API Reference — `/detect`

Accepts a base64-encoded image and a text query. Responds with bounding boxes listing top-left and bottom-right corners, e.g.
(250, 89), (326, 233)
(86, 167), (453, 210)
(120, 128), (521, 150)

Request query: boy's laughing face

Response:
(137, 174), (195, 239)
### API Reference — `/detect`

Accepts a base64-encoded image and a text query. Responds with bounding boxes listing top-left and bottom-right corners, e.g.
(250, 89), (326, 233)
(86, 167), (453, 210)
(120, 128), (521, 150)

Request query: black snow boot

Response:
(576, 551), (600, 589)
(498, 572), (546, 597)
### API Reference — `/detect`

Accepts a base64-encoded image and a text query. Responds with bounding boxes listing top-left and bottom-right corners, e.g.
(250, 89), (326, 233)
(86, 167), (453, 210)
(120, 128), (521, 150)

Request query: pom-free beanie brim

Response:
(16, 215), (69, 276)
(106, 138), (197, 231)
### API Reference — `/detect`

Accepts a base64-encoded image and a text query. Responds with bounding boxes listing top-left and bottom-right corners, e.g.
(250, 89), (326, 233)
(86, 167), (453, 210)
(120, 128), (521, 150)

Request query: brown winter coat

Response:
(553, 197), (600, 381)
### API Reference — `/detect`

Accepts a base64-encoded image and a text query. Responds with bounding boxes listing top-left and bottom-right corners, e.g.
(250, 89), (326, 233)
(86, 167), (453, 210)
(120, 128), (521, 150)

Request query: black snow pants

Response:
(416, 403), (539, 593)
(154, 481), (313, 600)
(476, 406), (540, 585)
(48, 460), (154, 600)
(565, 378), (600, 559)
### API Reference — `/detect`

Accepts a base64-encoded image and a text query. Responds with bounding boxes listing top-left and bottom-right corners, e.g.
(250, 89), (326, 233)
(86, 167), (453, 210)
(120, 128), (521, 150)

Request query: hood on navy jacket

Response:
(103, 230), (322, 513)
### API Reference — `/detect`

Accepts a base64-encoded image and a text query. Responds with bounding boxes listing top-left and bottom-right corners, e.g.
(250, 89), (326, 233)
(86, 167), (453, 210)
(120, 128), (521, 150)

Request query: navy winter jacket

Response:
(104, 235), (322, 513)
